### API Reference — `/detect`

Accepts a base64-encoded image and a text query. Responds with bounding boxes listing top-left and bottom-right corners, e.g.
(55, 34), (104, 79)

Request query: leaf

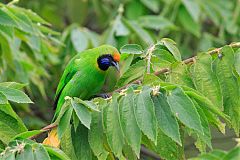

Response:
(5, 7), (35, 34)
(72, 124), (92, 160)
(120, 44), (143, 54)
(178, 6), (200, 37)
(119, 88), (141, 157)
(114, 15), (130, 36)
(58, 108), (73, 139)
(13, 130), (44, 140)
(16, 144), (34, 160)
(116, 60), (146, 87)
(71, 28), (88, 52)
(88, 111), (109, 160)
(160, 38), (181, 61)
(167, 62), (195, 88)
(222, 146), (240, 160)
(167, 87), (203, 134)
(191, 54), (223, 109)
(215, 46), (240, 134)
(193, 101), (212, 152)
(182, 0), (200, 22)
(33, 144), (51, 160)
(0, 104), (27, 133)
(71, 99), (91, 129)
(0, 92), (8, 104)
(44, 146), (71, 160)
(123, 19), (154, 46)
(0, 105), (27, 144)
(138, 15), (175, 30)
(143, 129), (184, 160)
(235, 48), (240, 76)
(0, 86), (33, 103)
(135, 87), (157, 143)
(0, 8), (17, 27)
(182, 86), (228, 121)
(60, 125), (77, 160)
(0, 82), (27, 89)
(139, 0), (160, 13)
(153, 93), (181, 145)
(104, 93), (124, 158)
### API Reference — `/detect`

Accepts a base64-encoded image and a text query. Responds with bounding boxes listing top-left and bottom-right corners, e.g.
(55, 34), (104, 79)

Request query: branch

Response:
(29, 123), (57, 140)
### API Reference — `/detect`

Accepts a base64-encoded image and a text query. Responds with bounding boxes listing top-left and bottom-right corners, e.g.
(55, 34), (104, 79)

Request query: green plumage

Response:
(53, 45), (119, 120)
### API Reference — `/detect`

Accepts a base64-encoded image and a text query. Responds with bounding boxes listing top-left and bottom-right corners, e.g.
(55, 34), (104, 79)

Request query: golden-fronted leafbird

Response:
(43, 45), (120, 147)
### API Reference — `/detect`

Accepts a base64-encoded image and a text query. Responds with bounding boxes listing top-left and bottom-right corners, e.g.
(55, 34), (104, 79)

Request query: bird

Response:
(43, 45), (120, 147)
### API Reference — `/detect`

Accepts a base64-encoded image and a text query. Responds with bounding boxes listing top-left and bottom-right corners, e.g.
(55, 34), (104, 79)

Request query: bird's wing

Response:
(53, 59), (79, 110)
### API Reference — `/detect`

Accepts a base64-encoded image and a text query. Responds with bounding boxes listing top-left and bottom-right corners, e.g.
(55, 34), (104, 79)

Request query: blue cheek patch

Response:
(101, 58), (110, 65)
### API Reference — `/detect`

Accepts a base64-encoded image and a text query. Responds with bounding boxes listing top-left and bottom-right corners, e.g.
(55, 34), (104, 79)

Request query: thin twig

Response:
(29, 123), (57, 140)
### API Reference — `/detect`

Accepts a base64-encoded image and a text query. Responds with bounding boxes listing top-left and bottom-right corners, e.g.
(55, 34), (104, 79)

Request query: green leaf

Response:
(135, 87), (157, 143)
(143, 129), (184, 160)
(0, 86), (33, 103)
(44, 146), (71, 160)
(0, 8), (17, 27)
(119, 88), (141, 157)
(71, 28), (88, 52)
(60, 125), (77, 160)
(123, 19), (154, 46)
(182, 0), (200, 22)
(160, 38), (181, 61)
(33, 144), (51, 160)
(16, 144), (34, 160)
(140, 0), (160, 13)
(104, 93), (124, 158)
(72, 124), (92, 160)
(153, 93), (181, 145)
(58, 108), (73, 139)
(182, 86), (228, 121)
(0, 104), (27, 133)
(5, 7), (35, 34)
(138, 15), (175, 30)
(116, 60), (146, 87)
(178, 6), (200, 37)
(222, 146), (240, 160)
(191, 54), (223, 109)
(0, 92), (8, 104)
(167, 87), (203, 134)
(13, 130), (44, 140)
(193, 101), (212, 152)
(120, 44), (143, 54)
(114, 15), (130, 36)
(71, 99), (91, 129)
(215, 46), (240, 134)
(167, 62), (195, 88)
(0, 82), (27, 89)
(235, 48), (240, 76)
(88, 111), (109, 160)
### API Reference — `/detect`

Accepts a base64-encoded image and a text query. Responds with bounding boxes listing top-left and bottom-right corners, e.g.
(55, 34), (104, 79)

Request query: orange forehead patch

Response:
(113, 52), (120, 62)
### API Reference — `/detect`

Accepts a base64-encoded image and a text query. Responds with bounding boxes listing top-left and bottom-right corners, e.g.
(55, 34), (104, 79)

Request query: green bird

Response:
(43, 45), (120, 147)
(53, 45), (121, 120)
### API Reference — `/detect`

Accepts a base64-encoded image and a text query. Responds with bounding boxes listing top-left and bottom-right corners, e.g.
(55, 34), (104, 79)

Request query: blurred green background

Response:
(0, 0), (239, 158)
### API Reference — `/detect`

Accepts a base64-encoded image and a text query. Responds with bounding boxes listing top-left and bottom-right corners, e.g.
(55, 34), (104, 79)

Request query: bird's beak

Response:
(111, 61), (120, 72)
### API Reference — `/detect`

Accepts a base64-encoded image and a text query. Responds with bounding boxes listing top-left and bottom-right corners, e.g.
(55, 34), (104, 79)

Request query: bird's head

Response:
(97, 46), (120, 72)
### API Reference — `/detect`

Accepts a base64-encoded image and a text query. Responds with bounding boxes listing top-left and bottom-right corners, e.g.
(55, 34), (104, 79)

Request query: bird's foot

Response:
(95, 93), (110, 99)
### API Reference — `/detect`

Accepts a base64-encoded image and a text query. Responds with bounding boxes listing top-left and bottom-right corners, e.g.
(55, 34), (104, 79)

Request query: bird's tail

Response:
(42, 128), (60, 148)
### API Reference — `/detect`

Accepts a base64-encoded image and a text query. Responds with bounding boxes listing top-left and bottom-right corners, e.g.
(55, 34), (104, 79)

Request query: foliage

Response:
(0, 1), (240, 160)
(19, 0), (240, 59)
